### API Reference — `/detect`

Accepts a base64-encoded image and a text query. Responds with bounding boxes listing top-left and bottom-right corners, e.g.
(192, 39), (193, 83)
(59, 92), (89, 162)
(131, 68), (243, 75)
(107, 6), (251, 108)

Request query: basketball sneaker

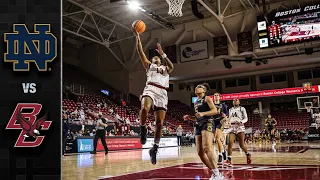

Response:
(209, 172), (224, 180)
(246, 153), (252, 164)
(224, 159), (232, 167)
(218, 154), (223, 166)
(222, 150), (227, 160)
(149, 144), (159, 165)
(140, 125), (147, 145)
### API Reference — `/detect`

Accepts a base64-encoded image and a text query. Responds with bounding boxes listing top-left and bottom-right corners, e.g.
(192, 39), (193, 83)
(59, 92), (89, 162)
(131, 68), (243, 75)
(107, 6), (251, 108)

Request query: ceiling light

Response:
(127, 1), (141, 10)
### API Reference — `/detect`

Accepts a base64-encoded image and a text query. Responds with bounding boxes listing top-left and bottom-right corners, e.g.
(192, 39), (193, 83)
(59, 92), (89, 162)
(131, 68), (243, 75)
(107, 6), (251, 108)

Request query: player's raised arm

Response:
(132, 26), (151, 70)
(155, 43), (174, 73)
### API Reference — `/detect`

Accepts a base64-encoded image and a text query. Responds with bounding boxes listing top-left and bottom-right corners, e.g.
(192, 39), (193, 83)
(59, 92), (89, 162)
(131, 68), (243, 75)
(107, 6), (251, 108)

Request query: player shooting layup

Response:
(132, 25), (174, 165)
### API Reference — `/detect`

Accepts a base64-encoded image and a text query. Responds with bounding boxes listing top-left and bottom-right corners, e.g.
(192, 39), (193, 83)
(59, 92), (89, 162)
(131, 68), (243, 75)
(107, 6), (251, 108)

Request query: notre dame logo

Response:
(4, 24), (57, 71)
(207, 122), (212, 132)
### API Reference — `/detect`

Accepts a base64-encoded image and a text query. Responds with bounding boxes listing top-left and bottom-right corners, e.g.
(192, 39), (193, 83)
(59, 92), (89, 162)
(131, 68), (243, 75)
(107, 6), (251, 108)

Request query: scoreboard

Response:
(257, 4), (320, 49)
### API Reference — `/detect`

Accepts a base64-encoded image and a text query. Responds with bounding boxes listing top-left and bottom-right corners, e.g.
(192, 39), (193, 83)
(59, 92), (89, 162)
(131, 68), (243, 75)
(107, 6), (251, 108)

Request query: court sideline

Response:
(62, 142), (320, 180)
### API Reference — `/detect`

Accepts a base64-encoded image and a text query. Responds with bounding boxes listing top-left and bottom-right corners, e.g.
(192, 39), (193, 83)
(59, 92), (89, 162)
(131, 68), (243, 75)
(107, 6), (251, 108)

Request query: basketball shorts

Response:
(223, 124), (245, 134)
(195, 120), (215, 136)
(214, 119), (222, 130)
(140, 84), (168, 111)
(268, 125), (274, 132)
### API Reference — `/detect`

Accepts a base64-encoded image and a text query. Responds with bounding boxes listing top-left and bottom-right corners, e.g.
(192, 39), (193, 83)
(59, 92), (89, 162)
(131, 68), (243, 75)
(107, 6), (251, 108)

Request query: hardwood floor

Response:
(62, 142), (320, 180)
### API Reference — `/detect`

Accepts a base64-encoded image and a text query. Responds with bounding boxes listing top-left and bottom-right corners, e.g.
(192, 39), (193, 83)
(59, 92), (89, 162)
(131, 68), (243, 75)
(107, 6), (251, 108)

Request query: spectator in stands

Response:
(130, 130), (136, 136)
(135, 118), (140, 124)
(176, 125), (183, 146)
(147, 123), (154, 134)
(66, 130), (74, 141)
(83, 129), (91, 136)
(79, 108), (84, 116)
(110, 129), (115, 136)
(91, 112), (109, 155)
(88, 117), (94, 125)
(62, 114), (70, 155)
(115, 113), (122, 122)
(79, 113), (85, 121)
(109, 107), (114, 114)
(190, 132), (195, 144)
(90, 130), (95, 136)
(62, 106), (67, 114)
(275, 130), (280, 142)
(65, 109), (71, 115)
(125, 117), (131, 125)
(75, 130), (83, 138)
(186, 131), (192, 138)
(287, 128), (293, 141)
(162, 126), (167, 135)
(72, 108), (79, 116)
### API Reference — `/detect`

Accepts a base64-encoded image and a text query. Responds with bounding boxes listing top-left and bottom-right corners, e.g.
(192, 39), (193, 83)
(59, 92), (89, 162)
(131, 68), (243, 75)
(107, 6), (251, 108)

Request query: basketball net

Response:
(306, 105), (311, 113)
(166, 0), (186, 17)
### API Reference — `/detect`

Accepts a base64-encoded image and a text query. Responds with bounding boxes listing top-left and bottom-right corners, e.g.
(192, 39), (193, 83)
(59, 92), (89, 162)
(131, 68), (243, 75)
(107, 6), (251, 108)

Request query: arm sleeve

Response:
(241, 107), (248, 124)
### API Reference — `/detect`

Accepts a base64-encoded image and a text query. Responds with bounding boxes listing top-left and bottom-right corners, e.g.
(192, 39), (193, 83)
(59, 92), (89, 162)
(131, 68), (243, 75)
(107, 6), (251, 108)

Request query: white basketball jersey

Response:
(229, 106), (247, 123)
(313, 113), (320, 123)
(146, 64), (169, 88)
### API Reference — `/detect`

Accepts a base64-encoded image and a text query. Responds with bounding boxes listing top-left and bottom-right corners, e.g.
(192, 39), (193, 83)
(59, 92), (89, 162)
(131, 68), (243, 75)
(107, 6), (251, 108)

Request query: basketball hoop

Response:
(166, 0), (186, 17)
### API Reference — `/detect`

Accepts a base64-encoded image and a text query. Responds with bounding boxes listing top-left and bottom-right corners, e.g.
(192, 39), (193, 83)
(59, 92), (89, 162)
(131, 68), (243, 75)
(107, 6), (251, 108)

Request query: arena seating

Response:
(64, 91), (310, 135)
(246, 113), (261, 130)
(270, 109), (309, 130)
(63, 93), (194, 133)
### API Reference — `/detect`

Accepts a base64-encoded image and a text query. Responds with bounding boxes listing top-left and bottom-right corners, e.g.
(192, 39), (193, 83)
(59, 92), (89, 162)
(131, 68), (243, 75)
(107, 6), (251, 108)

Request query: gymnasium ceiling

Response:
(63, 0), (290, 45)
(63, 0), (320, 73)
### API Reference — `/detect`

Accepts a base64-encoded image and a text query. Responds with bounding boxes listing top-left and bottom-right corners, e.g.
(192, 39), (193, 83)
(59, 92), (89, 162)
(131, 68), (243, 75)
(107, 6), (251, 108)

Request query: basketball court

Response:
(62, 85), (320, 179)
(282, 23), (320, 42)
(62, 142), (320, 180)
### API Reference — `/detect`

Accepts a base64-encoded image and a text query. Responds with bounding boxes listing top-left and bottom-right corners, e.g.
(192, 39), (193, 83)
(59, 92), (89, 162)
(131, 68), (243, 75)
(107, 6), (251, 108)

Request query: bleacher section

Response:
(270, 110), (309, 129)
(64, 92), (310, 134)
(63, 93), (194, 133)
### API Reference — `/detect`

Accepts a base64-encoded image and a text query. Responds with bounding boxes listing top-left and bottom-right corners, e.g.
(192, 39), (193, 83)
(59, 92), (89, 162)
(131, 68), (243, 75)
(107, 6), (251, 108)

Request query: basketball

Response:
(133, 20), (146, 34)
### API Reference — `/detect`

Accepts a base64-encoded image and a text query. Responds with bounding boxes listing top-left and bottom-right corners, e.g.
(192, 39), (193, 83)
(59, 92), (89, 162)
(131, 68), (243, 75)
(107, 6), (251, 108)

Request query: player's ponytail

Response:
(202, 83), (210, 93)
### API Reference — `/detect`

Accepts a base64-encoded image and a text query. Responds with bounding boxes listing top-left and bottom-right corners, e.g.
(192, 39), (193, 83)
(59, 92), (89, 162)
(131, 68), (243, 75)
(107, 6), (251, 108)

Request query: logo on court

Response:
(4, 24), (57, 71)
(6, 103), (51, 147)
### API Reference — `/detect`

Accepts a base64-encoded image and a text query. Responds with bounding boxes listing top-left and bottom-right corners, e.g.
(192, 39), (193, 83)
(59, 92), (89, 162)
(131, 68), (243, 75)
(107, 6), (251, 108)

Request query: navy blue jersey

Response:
(213, 102), (228, 121)
(194, 96), (213, 122)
